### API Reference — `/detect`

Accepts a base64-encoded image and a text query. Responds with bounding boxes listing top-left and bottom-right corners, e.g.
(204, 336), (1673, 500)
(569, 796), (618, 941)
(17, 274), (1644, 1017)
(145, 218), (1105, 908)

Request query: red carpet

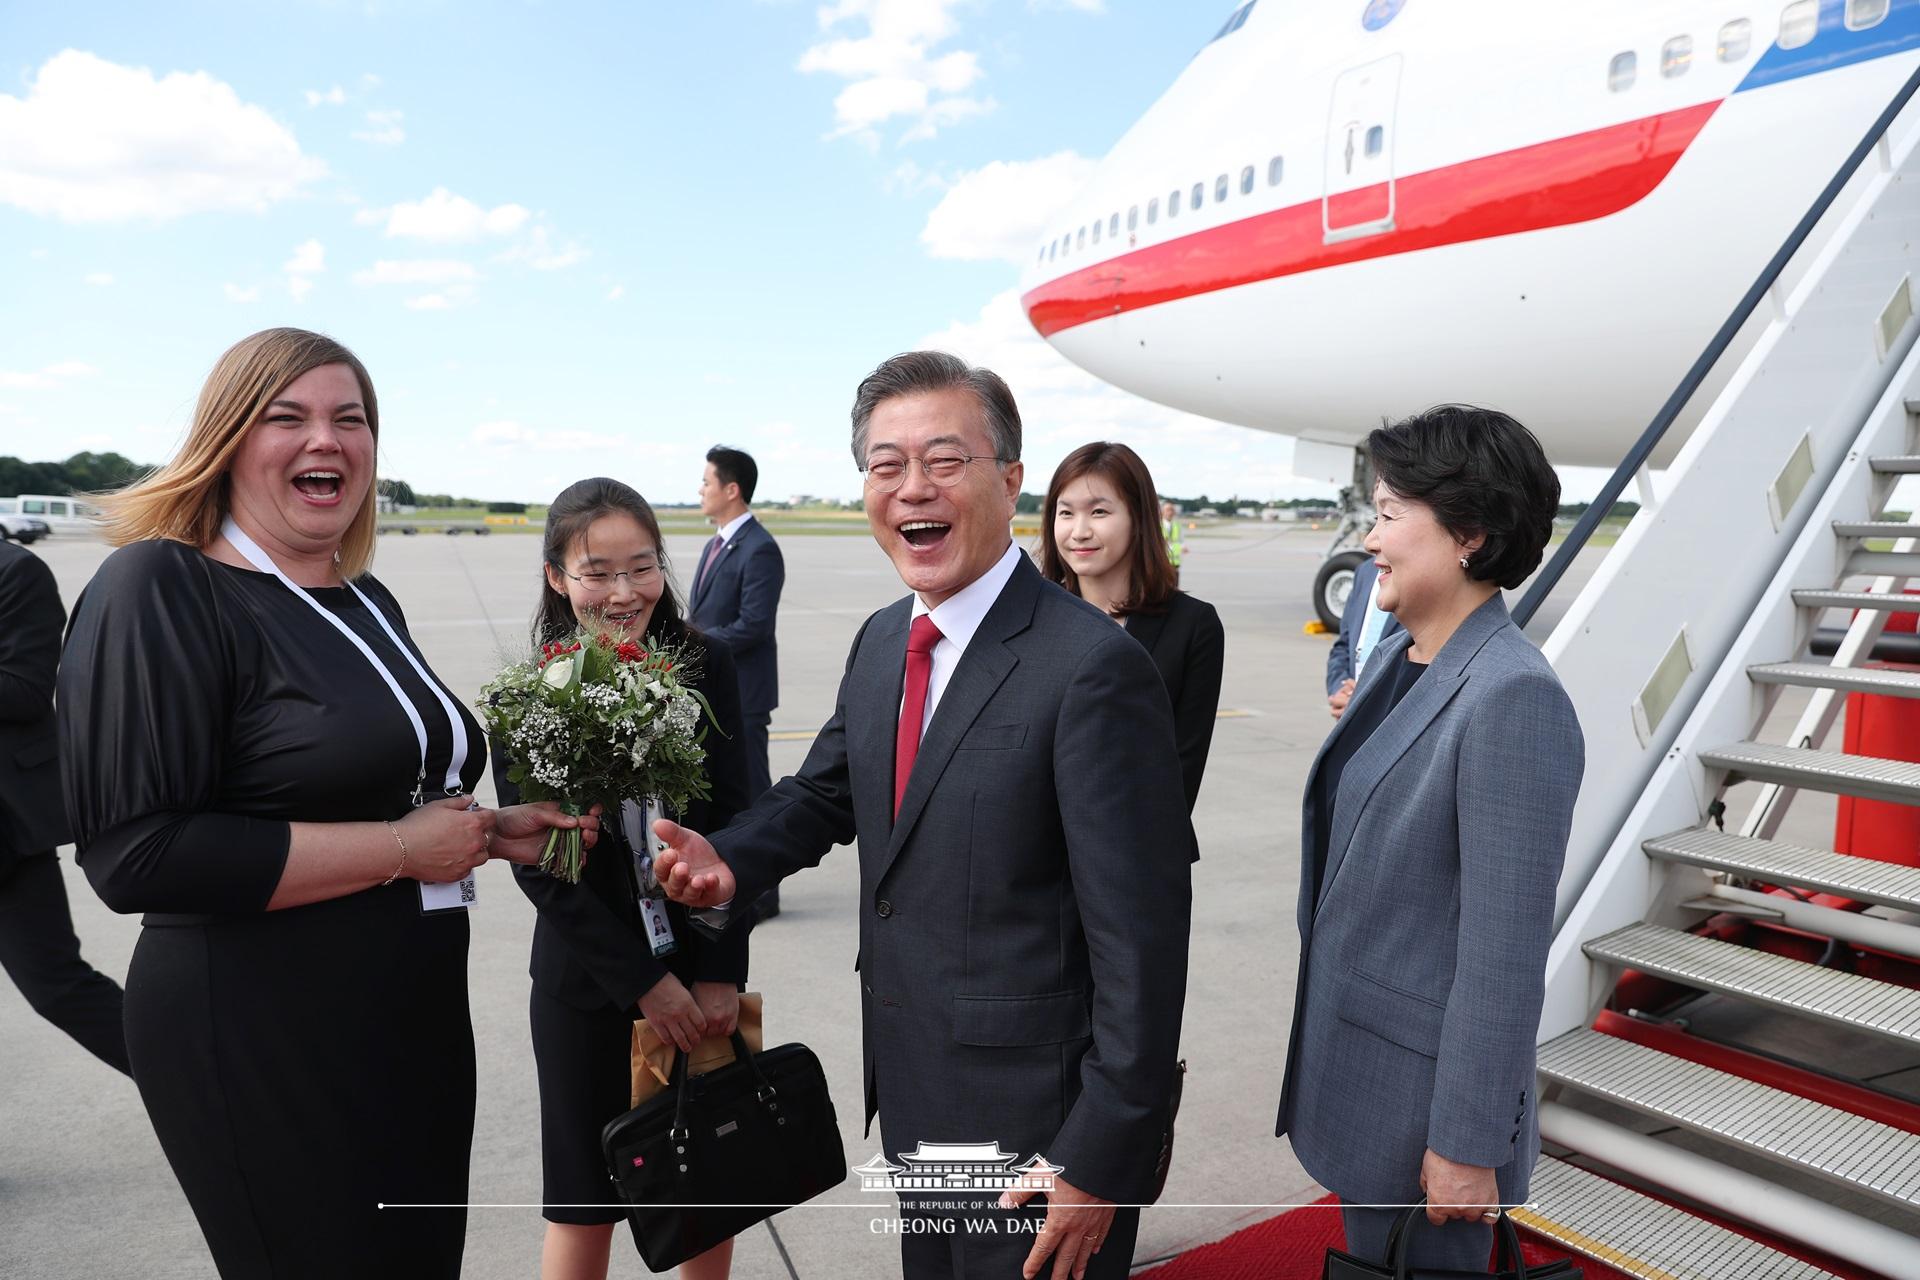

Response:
(1135, 1196), (1637, 1280)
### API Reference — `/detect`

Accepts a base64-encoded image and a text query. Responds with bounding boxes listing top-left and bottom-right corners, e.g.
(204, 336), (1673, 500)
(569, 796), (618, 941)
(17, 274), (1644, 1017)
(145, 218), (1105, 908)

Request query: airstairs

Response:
(1515, 63), (1920, 1280)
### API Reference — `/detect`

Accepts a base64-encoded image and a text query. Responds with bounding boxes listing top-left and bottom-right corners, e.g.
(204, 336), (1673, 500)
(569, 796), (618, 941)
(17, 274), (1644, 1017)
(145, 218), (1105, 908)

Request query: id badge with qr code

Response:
(419, 875), (478, 915)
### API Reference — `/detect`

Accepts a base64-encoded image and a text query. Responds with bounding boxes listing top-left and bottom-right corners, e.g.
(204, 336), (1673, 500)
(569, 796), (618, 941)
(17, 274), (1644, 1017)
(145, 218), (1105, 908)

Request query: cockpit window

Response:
(1209, 1), (1256, 44)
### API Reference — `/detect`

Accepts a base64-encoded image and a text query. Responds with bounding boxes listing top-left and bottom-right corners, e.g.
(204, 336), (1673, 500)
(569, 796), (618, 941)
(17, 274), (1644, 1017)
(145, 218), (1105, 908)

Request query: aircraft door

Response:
(1323, 54), (1402, 243)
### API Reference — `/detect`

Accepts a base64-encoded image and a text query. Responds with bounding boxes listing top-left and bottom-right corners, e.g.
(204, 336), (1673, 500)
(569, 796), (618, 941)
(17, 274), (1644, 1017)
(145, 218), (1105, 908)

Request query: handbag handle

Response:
(1382, 1200), (1530, 1280)
(667, 1030), (779, 1142)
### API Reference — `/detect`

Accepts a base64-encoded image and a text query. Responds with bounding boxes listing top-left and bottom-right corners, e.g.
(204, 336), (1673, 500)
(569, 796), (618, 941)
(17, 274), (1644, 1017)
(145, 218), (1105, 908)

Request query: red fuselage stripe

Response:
(1022, 101), (1722, 339)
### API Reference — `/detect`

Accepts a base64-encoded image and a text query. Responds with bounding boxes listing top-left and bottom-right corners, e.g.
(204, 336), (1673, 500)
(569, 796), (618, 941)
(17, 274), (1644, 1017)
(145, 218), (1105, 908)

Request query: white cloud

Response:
(470, 420), (626, 452)
(83, 271), (113, 286)
(304, 85), (346, 107)
(353, 259), (478, 287)
(0, 50), (326, 222)
(223, 283), (260, 303)
(283, 238), (325, 301)
(360, 187), (531, 242)
(919, 289), (1326, 499)
(496, 225), (588, 271)
(353, 109), (405, 145)
(799, 0), (995, 144)
(0, 360), (101, 391)
(920, 151), (1096, 263)
(607, 285), (625, 302)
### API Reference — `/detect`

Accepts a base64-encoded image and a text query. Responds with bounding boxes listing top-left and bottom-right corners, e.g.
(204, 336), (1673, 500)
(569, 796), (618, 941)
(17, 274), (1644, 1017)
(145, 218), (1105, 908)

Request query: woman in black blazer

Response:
(497, 477), (751, 1280)
(1039, 443), (1225, 819)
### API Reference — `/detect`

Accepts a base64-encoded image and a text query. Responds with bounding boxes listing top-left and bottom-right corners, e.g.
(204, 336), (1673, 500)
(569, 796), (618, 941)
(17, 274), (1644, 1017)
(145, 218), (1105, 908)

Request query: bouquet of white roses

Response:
(477, 624), (715, 883)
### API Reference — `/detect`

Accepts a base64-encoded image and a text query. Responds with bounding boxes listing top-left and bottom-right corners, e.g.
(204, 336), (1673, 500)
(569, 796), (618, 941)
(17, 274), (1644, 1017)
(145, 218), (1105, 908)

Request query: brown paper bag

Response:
(630, 992), (764, 1108)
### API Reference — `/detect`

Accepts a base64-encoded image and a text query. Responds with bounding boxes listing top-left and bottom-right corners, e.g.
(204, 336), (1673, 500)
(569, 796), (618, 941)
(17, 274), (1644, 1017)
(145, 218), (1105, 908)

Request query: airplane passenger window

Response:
(1364, 127), (1384, 158)
(1128, 205), (1139, 231)
(1661, 35), (1693, 77)
(1169, 189), (1182, 217)
(1110, 213), (1120, 237)
(1076, 227), (1086, 250)
(1092, 219), (1102, 244)
(1779, 0), (1819, 48)
(1718, 19), (1753, 60)
(1608, 51), (1637, 92)
(1240, 165), (1255, 194)
(1847, 0), (1890, 29)
(1215, 174), (1229, 202)
(1147, 197), (1160, 225)
(1268, 155), (1284, 186)
(1192, 181), (1205, 208)
(1048, 241), (1057, 261)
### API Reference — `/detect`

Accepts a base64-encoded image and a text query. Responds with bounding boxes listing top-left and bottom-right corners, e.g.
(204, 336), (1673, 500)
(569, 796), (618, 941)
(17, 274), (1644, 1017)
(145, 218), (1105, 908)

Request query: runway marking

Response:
(770, 709), (1258, 742)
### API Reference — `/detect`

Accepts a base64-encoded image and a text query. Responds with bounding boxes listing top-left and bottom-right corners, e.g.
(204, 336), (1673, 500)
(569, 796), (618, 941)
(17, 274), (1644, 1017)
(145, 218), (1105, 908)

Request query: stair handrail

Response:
(1513, 60), (1920, 628)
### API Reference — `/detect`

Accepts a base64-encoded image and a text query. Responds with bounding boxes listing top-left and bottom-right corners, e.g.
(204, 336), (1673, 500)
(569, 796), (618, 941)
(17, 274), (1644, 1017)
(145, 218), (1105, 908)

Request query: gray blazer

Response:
(709, 554), (1193, 1205)
(1277, 594), (1582, 1207)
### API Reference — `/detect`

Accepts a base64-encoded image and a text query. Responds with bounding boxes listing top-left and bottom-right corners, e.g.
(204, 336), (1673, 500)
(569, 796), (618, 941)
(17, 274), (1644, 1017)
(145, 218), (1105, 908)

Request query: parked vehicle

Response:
(0, 494), (100, 535)
(0, 513), (51, 544)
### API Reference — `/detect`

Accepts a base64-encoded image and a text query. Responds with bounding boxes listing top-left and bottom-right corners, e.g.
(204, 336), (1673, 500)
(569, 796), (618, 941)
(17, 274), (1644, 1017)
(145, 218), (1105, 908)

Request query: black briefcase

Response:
(601, 1031), (846, 1272)
(1324, 1203), (1581, 1280)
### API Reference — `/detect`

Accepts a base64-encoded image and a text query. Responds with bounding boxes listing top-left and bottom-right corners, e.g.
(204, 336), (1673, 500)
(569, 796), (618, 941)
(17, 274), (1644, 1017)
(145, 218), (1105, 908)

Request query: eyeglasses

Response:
(859, 450), (1008, 494)
(553, 564), (658, 592)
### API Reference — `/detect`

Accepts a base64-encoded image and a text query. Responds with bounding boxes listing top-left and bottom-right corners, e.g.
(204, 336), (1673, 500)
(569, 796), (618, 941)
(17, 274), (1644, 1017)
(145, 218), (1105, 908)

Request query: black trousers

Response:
(0, 850), (129, 1074)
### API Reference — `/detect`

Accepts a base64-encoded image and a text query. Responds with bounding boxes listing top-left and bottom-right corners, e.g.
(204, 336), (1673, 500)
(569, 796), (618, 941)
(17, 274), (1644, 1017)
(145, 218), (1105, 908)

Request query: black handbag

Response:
(1323, 1202), (1582, 1280)
(600, 1031), (846, 1272)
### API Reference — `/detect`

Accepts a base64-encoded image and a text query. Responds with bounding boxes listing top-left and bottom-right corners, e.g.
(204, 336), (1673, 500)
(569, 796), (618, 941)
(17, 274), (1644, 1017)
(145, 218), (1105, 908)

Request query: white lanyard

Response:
(221, 517), (469, 803)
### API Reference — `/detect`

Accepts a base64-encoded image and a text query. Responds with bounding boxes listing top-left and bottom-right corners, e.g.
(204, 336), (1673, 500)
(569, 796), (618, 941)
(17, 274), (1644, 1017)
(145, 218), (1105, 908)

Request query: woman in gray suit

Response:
(1276, 405), (1584, 1274)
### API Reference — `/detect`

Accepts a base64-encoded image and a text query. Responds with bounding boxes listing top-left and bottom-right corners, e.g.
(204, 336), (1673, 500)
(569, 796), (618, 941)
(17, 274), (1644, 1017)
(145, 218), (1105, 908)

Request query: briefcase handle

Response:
(1381, 1200), (1532, 1280)
(667, 1030), (781, 1143)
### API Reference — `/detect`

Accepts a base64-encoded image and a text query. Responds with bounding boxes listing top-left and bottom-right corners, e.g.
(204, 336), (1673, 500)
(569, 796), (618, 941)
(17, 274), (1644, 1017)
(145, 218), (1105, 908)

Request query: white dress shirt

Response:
(714, 510), (754, 546)
(904, 541), (1024, 736)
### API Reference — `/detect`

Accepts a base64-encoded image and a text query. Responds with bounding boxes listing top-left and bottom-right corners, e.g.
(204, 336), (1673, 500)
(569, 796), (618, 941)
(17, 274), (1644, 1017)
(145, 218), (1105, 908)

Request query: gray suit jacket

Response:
(1278, 594), (1582, 1207)
(710, 554), (1193, 1204)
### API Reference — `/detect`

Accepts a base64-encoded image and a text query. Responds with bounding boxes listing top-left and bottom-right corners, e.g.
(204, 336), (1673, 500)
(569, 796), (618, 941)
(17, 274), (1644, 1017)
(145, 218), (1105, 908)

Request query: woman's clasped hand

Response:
(387, 796), (601, 882)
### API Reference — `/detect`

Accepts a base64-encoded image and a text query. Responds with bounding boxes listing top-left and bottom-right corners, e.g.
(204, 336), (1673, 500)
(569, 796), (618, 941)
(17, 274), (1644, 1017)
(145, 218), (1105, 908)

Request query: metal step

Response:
(1512, 1157), (1843, 1279)
(1539, 1029), (1920, 1208)
(1832, 521), (1920, 538)
(1792, 588), (1920, 612)
(1699, 741), (1920, 806)
(1644, 827), (1920, 911)
(1872, 455), (1920, 473)
(1584, 923), (1920, 1046)
(1747, 661), (1920, 700)
(1849, 549), (1920, 576)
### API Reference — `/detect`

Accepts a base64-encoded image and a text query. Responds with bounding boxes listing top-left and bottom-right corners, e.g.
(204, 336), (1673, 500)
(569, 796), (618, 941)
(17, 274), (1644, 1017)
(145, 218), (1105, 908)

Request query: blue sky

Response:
(1, 0), (1345, 507)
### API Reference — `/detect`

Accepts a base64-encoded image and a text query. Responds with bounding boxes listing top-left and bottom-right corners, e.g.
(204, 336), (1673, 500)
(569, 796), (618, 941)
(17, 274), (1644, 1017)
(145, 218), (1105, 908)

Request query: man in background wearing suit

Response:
(1323, 556), (1400, 720)
(690, 445), (787, 921)
(658, 352), (1193, 1280)
(0, 539), (128, 1074)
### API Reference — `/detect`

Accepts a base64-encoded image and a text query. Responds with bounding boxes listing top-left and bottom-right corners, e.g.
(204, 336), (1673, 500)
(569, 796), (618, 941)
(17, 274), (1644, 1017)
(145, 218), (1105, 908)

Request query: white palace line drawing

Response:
(853, 1143), (1064, 1193)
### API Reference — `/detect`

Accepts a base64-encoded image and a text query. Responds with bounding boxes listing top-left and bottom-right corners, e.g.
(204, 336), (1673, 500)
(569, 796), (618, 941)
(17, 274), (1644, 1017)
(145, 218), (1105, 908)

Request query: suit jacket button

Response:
(876, 900), (894, 918)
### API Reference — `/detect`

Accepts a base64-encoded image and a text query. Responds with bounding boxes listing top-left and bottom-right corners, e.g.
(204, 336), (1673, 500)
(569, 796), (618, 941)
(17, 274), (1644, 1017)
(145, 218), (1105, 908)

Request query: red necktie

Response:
(894, 615), (944, 819)
(693, 534), (723, 596)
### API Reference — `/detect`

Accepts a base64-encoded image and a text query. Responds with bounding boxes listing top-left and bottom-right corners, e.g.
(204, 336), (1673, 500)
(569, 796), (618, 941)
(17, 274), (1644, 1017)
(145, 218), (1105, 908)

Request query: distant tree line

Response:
(0, 452), (152, 497)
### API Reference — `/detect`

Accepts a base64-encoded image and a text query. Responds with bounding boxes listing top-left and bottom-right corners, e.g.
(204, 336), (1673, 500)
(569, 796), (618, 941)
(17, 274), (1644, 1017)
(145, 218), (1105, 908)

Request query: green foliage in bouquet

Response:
(477, 624), (717, 882)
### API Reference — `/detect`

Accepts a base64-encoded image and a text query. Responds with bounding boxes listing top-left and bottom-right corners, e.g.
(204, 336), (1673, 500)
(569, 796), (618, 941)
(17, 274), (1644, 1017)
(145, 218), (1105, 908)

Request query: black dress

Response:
(58, 539), (484, 1278)
(492, 621), (751, 1227)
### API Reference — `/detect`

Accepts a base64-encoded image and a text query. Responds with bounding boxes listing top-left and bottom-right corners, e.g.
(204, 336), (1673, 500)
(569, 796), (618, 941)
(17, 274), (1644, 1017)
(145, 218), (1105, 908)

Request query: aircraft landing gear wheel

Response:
(1313, 550), (1369, 631)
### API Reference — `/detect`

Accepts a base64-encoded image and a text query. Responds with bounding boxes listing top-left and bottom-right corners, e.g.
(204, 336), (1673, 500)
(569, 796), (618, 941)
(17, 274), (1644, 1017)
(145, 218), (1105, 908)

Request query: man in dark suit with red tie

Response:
(690, 445), (786, 920)
(658, 352), (1193, 1280)
(0, 539), (128, 1074)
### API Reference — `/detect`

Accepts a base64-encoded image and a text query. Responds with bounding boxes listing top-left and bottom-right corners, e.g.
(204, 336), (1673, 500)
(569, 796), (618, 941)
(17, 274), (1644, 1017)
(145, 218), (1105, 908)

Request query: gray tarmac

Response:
(0, 520), (1599, 1280)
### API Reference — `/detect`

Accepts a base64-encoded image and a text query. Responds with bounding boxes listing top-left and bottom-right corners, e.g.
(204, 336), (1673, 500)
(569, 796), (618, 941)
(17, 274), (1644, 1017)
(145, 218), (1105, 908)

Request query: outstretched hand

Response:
(651, 818), (736, 908)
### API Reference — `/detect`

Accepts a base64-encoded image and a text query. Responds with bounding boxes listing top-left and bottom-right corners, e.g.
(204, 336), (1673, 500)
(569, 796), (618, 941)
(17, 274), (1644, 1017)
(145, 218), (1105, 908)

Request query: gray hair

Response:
(849, 351), (1022, 466)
